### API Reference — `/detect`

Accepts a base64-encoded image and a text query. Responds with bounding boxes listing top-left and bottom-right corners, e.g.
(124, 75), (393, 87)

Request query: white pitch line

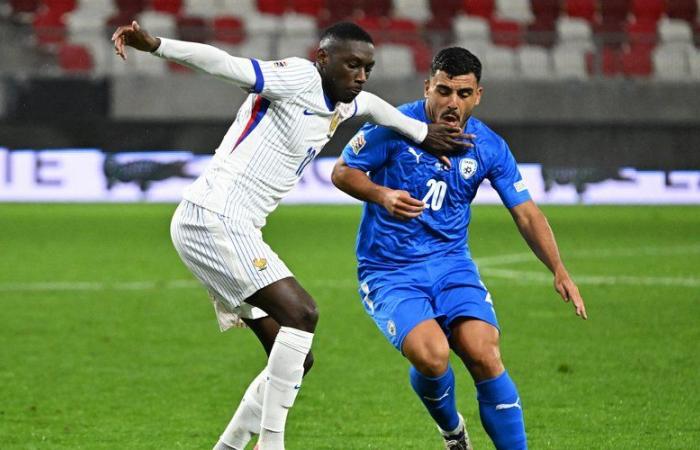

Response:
(477, 245), (700, 268)
(484, 268), (700, 288)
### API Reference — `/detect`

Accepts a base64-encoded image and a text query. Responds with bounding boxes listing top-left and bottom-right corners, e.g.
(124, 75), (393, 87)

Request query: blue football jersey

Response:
(341, 99), (531, 271)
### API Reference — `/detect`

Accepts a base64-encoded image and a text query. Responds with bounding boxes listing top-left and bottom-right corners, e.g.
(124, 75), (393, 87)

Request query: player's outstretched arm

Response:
(509, 200), (588, 320)
(331, 157), (425, 220)
(355, 92), (473, 166)
(111, 21), (257, 89)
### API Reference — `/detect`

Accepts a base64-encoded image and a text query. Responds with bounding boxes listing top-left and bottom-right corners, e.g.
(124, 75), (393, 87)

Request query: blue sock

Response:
(409, 365), (460, 432)
(475, 370), (527, 449)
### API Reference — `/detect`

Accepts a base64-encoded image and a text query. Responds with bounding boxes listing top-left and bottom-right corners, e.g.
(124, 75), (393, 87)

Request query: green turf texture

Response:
(1, 203), (698, 449)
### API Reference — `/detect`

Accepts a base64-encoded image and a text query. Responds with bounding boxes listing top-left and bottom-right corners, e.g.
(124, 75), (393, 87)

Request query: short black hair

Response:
(320, 22), (374, 47)
(430, 47), (482, 82)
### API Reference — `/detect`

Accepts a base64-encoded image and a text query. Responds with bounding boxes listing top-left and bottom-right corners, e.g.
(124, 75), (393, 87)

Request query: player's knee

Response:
(466, 345), (503, 378)
(292, 300), (319, 332)
(413, 344), (451, 377)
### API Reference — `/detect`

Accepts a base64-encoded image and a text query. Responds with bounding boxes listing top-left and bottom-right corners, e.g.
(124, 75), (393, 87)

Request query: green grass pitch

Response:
(1, 203), (698, 449)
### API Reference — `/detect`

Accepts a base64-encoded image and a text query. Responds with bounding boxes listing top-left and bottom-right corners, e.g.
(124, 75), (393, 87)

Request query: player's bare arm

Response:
(423, 123), (477, 166)
(332, 157), (425, 220)
(509, 200), (588, 320)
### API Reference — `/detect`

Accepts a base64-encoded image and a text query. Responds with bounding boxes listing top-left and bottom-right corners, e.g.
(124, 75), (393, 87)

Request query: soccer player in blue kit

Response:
(332, 47), (588, 450)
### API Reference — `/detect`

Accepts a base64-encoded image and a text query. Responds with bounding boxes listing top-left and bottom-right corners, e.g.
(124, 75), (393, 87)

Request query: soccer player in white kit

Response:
(112, 21), (470, 449)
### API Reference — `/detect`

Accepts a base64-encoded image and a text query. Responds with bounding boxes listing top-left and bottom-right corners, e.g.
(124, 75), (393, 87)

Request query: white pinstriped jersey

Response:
(152, 39), (427, 228)
(183, 58), (358, 227)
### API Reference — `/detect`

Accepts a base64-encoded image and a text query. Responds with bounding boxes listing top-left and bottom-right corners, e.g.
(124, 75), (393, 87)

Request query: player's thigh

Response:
(245, 277), (319, 331)
(358, 276), (438, 354)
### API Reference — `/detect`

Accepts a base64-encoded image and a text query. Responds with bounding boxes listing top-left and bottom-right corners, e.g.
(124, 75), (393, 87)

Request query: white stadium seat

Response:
(495, 0), (534, 23)
(482, 45), (518, 79)
(552, 45), (588, 79)
(371, 44), (416, 79)
(556, 17), (594, 51)
(137, 11), (177, 40)
(653, 43), (691, 80)
(393, 0), (431, 23)
(518, 45), (554, 79)
(453, 15), (490, 45)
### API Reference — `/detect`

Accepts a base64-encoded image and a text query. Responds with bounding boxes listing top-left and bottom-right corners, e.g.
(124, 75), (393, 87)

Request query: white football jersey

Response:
(153, 39), (427, 228)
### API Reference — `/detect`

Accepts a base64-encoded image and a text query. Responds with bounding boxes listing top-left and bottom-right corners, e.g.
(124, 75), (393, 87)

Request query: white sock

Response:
(215, 369), (267, 450)
(257, 326), (314, 450)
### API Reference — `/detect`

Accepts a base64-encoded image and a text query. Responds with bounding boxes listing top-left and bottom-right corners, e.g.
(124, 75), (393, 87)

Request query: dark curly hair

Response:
(430, 47), (482, 82)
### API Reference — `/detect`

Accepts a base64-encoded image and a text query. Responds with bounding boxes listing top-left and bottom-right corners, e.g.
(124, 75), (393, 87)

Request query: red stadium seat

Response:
(631, 0), (664, 23)
(9, 0), (40, 14)
(257, 0), (288, 15)
(107, 9), (139, 27)
(600, 0), (630, 25)
(665, 0), (698, 23)
(565, 0), (597, 23)
(33, 9), (66, 45)
(594, 18), (627, 47)
(411, 41), (433, 73)
(621, 44), (652, 76)
(355, 16), (384, 42)
(526, 17), (557, 47)
(599, 45), (623, 76)
(385, 18), (420, 44)
(464, 0), (494, 19)
(177, 16), (210, 43)
(424, 15), (454, 47)
(429, 0), (464, 20)
(42, 0), (76, 14)
(58, 43), (93, 73)
(115, 0), (145, 13)
(530, 0), (560, 21)
(626, 19), (657, 51)
(150, 0), (182, 14)
(212, 16), (245, 44)
(318, 1), (356, 26)
(361, 0), (392, 18)
(490, 19), (523, 47)
(290, 0), (324, 17)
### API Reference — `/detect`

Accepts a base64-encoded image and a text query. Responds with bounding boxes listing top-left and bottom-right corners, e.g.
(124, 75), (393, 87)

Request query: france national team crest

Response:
(460, 158), (478, 180)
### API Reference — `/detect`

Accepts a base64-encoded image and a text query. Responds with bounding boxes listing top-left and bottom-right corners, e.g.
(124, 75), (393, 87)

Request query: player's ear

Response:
(316, 48), (328, 67)
(474, 85), (483, 106)
(423, 78), (431, 98)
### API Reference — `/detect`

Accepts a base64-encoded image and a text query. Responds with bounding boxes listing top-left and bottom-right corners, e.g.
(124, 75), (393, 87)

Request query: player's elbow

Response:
(330, 161), (348, 190)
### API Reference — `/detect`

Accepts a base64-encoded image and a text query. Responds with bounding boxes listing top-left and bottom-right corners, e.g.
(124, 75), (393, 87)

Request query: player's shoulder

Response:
(469, 117), (507, 154)
(264, 57), (317, 75)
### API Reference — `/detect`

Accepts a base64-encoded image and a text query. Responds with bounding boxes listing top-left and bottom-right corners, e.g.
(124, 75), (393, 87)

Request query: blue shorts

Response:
(358, 256), (499, 352)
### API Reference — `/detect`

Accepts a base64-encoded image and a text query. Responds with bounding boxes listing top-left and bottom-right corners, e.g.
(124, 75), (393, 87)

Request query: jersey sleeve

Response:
(253, 57), (317, 101)
(341, 123), (396, 172)
(353, 91), (428, 144)
(487, 138), (532, 209)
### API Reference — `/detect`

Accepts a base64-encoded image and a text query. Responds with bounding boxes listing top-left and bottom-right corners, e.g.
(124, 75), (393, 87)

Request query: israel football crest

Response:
(460, 158), (478, 180)
(387, 320), (397, 336)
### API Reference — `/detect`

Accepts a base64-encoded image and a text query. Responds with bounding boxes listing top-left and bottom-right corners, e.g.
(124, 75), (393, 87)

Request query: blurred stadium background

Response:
(1, 1), (699, 449)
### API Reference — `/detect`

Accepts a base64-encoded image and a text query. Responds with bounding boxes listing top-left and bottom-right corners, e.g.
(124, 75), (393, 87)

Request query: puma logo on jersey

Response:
(408, 147), (423, 163)
(495, 398), (521, 410)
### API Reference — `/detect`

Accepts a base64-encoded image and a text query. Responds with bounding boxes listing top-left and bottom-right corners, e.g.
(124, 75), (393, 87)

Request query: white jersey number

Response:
(422, 179), (447, 211)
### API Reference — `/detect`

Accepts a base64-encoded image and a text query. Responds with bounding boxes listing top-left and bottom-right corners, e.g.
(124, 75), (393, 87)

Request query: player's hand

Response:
(111, 20), (160, 60)
(380, 189), (426, 220)
(421, 123), (476, 169)
(554, 270), (587, 320)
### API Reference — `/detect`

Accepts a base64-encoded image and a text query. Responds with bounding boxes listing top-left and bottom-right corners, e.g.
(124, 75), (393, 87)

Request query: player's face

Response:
(318, 40), (375, 103)
(424, 70), (482, 129)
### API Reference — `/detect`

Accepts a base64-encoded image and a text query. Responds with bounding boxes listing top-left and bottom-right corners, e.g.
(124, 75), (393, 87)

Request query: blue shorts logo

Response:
(387, 320), (397, 336)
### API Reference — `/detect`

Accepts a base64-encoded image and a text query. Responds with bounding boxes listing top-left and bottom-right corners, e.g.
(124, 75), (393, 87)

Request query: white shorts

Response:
(170, 200), (293, 331)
